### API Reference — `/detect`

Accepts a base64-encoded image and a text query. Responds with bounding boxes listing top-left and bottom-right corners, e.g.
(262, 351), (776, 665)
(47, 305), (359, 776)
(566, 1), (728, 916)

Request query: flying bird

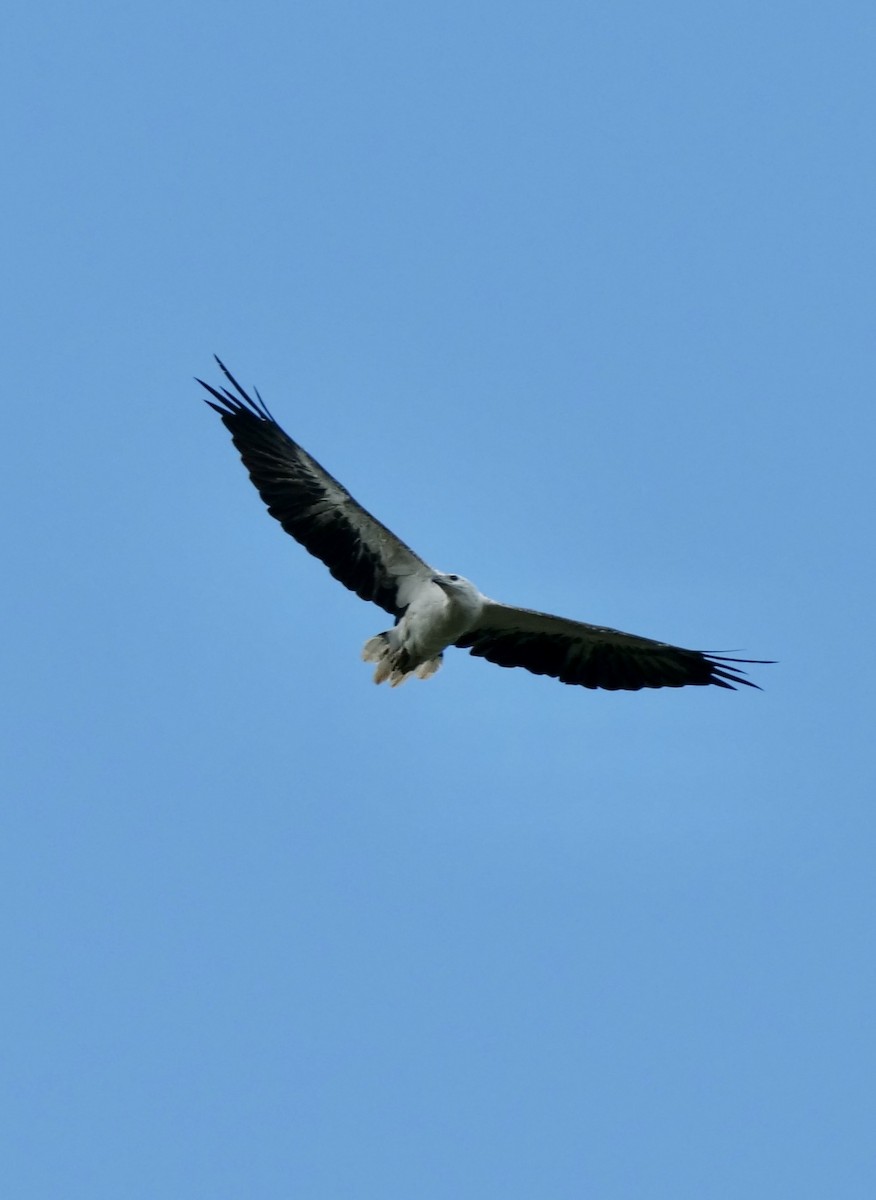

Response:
(199, 359), (767, 692)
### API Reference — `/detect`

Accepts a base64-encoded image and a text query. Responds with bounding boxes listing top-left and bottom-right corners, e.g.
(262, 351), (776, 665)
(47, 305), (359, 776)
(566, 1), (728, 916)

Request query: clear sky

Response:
(4, 2), (875, 1197)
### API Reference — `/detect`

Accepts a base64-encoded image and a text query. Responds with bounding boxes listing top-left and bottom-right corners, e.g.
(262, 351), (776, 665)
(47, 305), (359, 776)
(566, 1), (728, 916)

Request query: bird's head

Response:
(431, 573), (479, 601)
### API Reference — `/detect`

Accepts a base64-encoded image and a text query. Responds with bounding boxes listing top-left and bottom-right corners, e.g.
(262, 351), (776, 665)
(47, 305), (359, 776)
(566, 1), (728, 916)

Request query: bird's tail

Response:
(362, 633), (443, 687)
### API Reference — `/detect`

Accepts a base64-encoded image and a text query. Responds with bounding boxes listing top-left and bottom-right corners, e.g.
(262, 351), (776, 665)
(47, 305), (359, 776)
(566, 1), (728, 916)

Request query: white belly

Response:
(397, 582), (482, 661)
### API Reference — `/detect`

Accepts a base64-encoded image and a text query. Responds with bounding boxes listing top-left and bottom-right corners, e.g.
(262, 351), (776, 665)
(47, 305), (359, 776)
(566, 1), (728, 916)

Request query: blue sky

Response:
(3, 2), (875, 1196)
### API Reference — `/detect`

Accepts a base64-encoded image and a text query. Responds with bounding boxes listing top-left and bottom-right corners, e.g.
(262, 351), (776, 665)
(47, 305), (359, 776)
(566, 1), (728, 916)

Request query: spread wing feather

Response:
(198, 358), (432, 617)
(457, 602), (768, 691)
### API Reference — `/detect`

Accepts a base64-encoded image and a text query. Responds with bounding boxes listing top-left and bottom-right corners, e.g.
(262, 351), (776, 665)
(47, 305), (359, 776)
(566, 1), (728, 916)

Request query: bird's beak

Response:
(431, 576), (449, 592)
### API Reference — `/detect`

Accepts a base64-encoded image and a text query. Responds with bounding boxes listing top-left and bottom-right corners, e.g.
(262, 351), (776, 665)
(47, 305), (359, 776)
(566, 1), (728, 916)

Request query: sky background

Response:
(3, 2), (875, 1197)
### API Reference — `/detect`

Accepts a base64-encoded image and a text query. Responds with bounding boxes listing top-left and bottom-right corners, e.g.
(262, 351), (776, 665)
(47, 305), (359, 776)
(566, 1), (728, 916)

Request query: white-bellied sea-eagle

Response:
(199, 359), (767, 692)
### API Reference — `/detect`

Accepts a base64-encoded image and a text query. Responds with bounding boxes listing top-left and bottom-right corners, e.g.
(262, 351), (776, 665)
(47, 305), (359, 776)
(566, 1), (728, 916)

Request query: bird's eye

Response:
(448, 574), (459, 582)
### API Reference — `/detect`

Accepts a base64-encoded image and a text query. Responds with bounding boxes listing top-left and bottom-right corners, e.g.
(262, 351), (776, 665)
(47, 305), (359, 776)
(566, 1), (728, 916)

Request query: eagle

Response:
(199, 359), (767, 692)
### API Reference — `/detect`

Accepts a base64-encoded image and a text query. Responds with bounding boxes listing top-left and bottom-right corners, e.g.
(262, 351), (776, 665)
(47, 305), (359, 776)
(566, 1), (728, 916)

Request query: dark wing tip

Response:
(701, 654), (775, 691)
(197, 357), (276, 423)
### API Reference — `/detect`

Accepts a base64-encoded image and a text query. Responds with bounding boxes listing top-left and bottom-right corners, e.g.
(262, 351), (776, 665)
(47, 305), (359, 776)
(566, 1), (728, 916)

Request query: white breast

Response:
(399, 580), (484, 660)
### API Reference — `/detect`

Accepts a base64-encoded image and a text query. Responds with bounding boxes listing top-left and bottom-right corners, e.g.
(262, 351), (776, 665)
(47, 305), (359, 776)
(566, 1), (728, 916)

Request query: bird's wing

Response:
(199, 359), (434, 617)
(456, 601), (767, 691)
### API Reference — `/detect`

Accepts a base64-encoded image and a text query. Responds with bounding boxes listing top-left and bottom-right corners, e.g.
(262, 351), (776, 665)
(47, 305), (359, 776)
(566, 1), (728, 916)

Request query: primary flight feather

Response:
(199, 358), (767, 692)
